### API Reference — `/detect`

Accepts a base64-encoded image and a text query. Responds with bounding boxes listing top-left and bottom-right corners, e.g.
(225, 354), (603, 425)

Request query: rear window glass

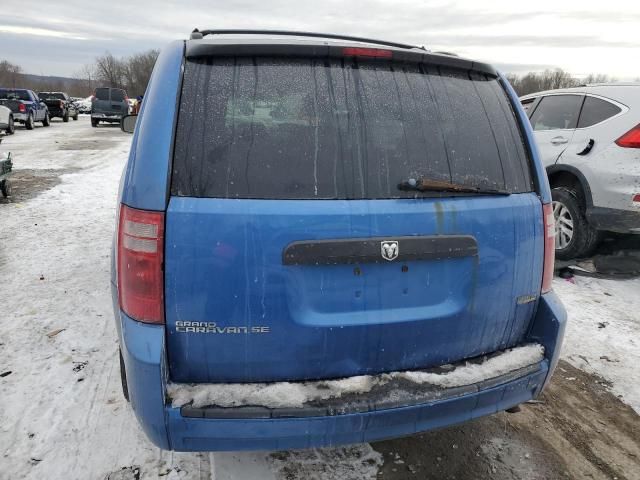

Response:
(172, 57), (533, 199)
(0, 89), (31, 101)
(577, 96), (621, 128)
(95, 88), (110, 101)
(111, 89), (126, 101)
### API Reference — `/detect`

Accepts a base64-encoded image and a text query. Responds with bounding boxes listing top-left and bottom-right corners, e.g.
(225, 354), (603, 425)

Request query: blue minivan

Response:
(112, 30), (566, 451)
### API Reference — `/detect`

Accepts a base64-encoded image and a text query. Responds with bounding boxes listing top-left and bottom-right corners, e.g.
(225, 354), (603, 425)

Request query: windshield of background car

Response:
(172, 57), (534, 199)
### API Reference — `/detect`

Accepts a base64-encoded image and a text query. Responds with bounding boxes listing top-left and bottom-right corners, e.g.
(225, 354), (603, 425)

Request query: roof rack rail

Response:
(190, 28), (426, 51)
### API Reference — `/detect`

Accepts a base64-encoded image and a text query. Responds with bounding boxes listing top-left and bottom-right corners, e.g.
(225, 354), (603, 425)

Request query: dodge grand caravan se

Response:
(111, 30), (567, 451)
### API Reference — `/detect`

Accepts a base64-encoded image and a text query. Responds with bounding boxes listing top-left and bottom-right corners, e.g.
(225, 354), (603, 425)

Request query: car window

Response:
(39, 92), (65, 100)
(95, 88), (110, 100)
(0, 89), (31, 101)
(172, 57), (533, 199)
(529, 95), (583, 131)
(521, 98), (536, 115)
(577, 96), (622, 128)
(111, 89), (126, 101)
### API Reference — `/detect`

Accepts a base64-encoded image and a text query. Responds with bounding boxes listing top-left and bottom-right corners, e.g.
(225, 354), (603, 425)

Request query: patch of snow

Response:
(556, 275), (640, 413)
(167, 344), (544, 409)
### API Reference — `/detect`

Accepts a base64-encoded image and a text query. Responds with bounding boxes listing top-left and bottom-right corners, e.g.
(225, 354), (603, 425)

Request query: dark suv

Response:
(112, 30), (566, 452)
(91, 87), (128, 127)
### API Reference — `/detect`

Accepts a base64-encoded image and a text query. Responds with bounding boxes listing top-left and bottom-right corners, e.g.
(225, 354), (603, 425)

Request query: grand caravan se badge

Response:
(175, 321), (270, 334)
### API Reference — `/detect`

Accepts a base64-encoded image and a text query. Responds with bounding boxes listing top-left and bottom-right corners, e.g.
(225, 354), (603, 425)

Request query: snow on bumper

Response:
(117, 291), (566, 452)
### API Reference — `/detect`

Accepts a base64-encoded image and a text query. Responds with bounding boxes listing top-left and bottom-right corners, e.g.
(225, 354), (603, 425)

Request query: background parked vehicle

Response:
(521, 84), (640, 259)
(38, 91), (79, 122)
(112, 31), (565, 452)
(91, 87), (129, 127)
(0, 105), (14, 134)
(0, 88), (50, 130)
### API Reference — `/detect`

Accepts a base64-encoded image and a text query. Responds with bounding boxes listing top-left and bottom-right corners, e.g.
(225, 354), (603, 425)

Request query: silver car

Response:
(521, 84), (640, 259)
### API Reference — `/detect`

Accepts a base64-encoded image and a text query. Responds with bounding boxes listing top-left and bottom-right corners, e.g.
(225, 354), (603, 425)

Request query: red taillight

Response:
(59, 100), (64, 108)
(90, 95), (96, 102)
(615, 123), (640, 148)
(117, 204), (164, 323)
(342, 47), (393, 58)
(633, 194), (640, 203)
(541, 203), (555, 294)
(19, 104), (26, 112)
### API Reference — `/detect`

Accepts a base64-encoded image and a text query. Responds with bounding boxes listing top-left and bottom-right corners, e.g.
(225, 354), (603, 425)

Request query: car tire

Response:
(73, 113), (78, 121)
(25, 113), (34, 130)
(91, 119), (99, 127)
(1, 179), (11, 198)
(6, 115), (15, 134)
(42, 113), (50, 127)
(63, 112), (69, 122)
(119, 349), (130, 402)
(552, 187), (601, 260)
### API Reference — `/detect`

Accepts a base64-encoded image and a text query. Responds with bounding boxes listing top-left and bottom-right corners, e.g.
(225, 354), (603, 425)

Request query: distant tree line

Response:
(505, 69), (626, 96)
(0, 49), (159, 98)
(1, 57), (637, 100)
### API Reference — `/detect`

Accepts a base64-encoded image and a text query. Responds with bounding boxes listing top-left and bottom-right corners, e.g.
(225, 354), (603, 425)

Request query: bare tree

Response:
(75, 64), (98, 96)
(0, 60), (24, 88)
(582, 73), (616, 84)
(123, 49), (159, 97)
(94, 52), (126, 90)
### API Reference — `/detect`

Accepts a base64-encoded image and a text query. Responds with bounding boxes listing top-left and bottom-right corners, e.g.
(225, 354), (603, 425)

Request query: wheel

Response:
(25, 113), (34, 130)
(73, 113), (78, 121)
(551, 187), (601, 260)
(6, 115), (14, 134)
(91, 119), (99, 127)
(0, 179), (11, 198)
(119, 349), (130, 402)
(63, 111), (69, 122)
(42, 112), (50, 127)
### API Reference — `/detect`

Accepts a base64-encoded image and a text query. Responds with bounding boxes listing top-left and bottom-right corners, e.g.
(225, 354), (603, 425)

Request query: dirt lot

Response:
(372, 361), (640, 480)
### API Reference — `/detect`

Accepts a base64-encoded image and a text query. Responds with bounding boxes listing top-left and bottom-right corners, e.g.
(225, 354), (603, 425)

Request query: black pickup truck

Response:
(38, 92), (78, 122)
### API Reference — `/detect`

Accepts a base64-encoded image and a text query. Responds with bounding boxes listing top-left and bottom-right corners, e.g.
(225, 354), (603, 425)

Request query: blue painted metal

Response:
(111, 42), (566, 450)
(165, 194), (544, 383)
(117, 311), (170, 449)
(119, 40), (184, 211)
(498, 72), (552, 204)
(114, 290), (563, 452)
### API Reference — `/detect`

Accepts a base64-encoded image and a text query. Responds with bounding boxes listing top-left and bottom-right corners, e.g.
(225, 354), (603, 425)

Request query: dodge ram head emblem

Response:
(380, 241), (399, 261)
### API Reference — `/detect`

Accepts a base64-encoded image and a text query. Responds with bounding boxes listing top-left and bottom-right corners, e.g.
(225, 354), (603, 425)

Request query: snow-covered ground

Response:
(0, 119), (638, 479)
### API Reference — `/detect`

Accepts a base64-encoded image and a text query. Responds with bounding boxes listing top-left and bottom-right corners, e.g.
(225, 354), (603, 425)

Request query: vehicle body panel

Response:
(114, 290), (565, 451)
(38, 92), (78, 119)
(91, 87), (129, 122)
(111, 37), (564, 451)
(0, 105), (11, 130)
(0, 88), (48, 123)
(165, 194), (544, 383)
(521, 84), (640, 232)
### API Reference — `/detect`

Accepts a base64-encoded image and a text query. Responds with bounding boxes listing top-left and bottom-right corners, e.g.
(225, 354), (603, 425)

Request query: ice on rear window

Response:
(167, 343), (544, 409)
(171, 57), (533, 200)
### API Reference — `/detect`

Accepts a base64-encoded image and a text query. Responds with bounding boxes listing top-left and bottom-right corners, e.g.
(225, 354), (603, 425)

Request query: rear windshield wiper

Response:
(397, 177), (510, 195)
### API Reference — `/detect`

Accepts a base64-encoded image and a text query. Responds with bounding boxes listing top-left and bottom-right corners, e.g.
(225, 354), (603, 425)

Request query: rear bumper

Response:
(47, 107), (64, 117)
(587, 207), (640, 234)
(14, 113), (27, 122)
(115, 291), (566, 452)
(92, 113), (123, 121)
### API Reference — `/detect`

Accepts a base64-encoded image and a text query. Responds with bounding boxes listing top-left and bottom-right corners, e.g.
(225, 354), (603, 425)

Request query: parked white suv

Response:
(521, 84), (640, 259)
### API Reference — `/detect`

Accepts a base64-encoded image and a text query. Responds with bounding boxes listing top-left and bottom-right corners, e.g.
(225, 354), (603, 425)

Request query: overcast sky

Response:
(2, 0), (639, 80)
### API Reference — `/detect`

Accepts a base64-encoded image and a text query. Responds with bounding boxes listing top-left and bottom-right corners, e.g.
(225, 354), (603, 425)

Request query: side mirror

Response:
(121, 114), (137, 134)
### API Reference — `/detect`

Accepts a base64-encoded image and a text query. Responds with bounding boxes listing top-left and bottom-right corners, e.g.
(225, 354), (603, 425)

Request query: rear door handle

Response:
(550, 136), (568, 145)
